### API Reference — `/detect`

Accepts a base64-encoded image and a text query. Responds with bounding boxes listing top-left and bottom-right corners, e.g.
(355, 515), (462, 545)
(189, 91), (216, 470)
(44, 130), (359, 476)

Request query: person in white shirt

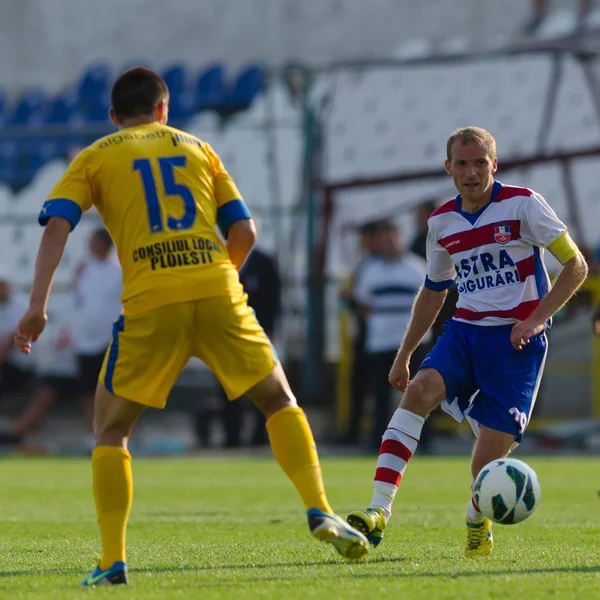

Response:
(72, 228), (122, 430)
(354, 220), (429, 449)
(0, 229), (121, 444)
(0, 266), (34, 398)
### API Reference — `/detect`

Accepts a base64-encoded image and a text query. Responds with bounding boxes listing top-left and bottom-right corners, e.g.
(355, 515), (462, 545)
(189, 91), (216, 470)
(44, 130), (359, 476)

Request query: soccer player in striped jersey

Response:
(14, 67), (368, 586)
(348, 127), (588, 556)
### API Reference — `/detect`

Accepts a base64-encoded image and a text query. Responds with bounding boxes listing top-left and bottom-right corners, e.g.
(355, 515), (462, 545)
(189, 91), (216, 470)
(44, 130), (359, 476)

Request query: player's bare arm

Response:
(389, 286), (447, 391)
(226, 218), (257, 270)
(510, 252), (588, 350)
(15, 216), (71, 355)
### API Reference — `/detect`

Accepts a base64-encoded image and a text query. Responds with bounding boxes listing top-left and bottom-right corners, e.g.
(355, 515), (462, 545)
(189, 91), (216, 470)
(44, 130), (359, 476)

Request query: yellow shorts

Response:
(98, 294), (277, 409)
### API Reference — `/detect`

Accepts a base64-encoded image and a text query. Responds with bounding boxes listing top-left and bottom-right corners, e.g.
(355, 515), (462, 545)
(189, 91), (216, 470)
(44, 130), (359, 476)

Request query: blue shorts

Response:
(419, 319), (548, 443)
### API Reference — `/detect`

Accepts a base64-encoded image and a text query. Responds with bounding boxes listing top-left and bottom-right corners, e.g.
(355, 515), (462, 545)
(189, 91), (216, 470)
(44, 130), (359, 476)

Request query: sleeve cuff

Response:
(39, 199), (82, 230)
(424, 276), (454, 291)
(217, 199), (252, 238)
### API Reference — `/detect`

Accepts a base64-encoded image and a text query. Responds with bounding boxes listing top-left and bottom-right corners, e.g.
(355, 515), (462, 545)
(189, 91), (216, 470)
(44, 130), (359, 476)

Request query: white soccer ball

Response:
(473, 458), (541, 524)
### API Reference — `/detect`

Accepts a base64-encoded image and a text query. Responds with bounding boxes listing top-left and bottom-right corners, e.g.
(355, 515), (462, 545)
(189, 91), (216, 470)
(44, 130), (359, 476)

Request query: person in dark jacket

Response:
(196, 246), (281, 447)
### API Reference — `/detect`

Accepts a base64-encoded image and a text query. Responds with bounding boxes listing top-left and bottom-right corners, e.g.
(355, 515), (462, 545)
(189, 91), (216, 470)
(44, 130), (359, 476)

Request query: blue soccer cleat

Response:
(79, 561), (128, 586)
(308, 508), (369, 559)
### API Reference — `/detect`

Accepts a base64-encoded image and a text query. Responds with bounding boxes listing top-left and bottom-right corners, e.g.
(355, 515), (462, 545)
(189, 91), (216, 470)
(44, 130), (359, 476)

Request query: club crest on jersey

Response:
(493, 224), (512, 245)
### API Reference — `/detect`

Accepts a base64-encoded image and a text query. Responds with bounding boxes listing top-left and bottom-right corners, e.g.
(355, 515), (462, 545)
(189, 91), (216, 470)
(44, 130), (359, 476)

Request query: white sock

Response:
(467, 475), (483, 521)
(466, 497), (483, 521)
(370, 408), (425, 521)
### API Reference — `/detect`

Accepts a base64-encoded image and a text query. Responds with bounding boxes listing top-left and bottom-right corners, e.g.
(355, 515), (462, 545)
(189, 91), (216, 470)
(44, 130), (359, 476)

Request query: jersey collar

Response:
(455, 180), (502, 225)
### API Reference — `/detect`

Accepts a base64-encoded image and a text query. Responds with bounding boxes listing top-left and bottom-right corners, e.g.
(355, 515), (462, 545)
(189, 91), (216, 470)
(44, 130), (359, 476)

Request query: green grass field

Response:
(0, 455), (598, 599)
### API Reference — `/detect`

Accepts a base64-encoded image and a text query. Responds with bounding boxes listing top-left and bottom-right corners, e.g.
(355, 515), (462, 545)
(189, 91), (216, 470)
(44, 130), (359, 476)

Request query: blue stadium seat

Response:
(45, 91), (82, 125)
(26, 139), (63, 180)
(0, 89), (6, 128)
(86, 94), (111, 123)
(78, 61), (111, 104)
(161, 63), (188, 96)
(160, 64), (191, 122)
(0, 140), (18, 187)
(195, 64), (226, 111)
(220, 64), (265, 112)
(9, 88), (46, 126)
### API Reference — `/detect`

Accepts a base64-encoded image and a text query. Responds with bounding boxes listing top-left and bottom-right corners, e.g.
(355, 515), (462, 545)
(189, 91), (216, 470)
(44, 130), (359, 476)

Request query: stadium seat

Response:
(547, 55), (600, 152)
(8, 88), (46, 126)
(0, 89), (6, 128)
(319, 55), (553, 183)
(161, 63), (188, 96)
(219, 64), (265, 113)
(195, 64), (226, 111)
(161, 63), (194, 122)
(78, 61), (111, 105)
(0, 140), (18, 188)
(0, 183), (12, 216)
(534, 10), (579, 40)
(45, 91), (82, 125)
(571, 158), (600, 249)
(392, 38), (433, 59)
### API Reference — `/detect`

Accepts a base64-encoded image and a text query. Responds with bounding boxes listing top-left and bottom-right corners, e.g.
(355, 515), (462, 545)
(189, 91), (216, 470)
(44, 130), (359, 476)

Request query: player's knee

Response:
(400, 369), (445, 418)
(400, 378), (431, 416)
(246, 364), (297, 418)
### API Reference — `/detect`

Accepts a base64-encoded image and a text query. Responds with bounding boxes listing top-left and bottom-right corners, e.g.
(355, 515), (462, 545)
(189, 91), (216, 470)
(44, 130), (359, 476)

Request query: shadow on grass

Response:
(138, 563), (600, 587)
(0, 562), (598, 584)
(0, 556), (403, 579)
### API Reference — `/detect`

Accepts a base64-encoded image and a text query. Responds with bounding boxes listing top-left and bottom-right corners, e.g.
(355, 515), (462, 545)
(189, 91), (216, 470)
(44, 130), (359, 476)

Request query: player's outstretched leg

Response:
(247, 363), (369, 560)
(464, 425), (515, 558)
(347, 368), (445, 547)
(80, 383), (145, 586)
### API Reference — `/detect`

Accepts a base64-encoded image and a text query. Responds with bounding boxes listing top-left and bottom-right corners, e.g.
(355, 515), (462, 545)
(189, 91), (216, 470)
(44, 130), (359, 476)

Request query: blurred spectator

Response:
(524, 0), (593, 34)
(0, 324), (79, 445)
(342, 221), (379, 445)
(72, 228), (122, 433)
(0, 266), (34, 402)
(409, 199), (437, 260)
(0, 229), (121, 446)
(354, 220), (429, 450)
(196, 245), (281, 448)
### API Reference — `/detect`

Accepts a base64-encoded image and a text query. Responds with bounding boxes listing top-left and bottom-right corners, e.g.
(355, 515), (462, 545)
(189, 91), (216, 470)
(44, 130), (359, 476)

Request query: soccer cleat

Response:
(79, 561), (128, 586)
(347, 507), (387, 547)
(465, 517), (494, 557)
(307, 508), (369, 559)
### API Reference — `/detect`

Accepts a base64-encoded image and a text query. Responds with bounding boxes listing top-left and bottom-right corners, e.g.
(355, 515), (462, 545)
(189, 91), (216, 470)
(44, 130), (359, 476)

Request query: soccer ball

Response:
(473, 458), (541, 525)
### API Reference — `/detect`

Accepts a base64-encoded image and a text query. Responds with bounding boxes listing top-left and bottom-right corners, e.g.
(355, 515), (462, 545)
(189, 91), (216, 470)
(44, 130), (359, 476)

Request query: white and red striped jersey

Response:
(425, 181), (567, 326)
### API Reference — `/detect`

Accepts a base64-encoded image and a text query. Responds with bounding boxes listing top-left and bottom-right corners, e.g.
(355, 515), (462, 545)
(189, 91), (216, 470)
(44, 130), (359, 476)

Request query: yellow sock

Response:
(92, 446), (133, 570)
(266, 406), (333, 514)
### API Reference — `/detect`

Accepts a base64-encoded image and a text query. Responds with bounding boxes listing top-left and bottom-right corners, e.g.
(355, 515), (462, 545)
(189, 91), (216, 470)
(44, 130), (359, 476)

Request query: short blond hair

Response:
(446, 127), (496, 161)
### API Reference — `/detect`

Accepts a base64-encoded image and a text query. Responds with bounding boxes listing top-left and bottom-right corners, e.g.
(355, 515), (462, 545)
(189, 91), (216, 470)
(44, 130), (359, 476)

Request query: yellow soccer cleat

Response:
(308, 509), (369, 560)
(347, 507), (387, 547)
(465, 516), (494, 557)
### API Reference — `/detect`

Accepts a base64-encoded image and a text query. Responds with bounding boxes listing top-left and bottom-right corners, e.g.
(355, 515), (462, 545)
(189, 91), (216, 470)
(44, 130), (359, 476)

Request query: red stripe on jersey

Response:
(430, 199), (457, 218)
(375, 467), (402, 486)
(438, 220), (521, 255)
(494, 185), (534, 202)
(455, 299), (540, 322)
(516, 254), (535, 282)
(379, 439), (413, 462)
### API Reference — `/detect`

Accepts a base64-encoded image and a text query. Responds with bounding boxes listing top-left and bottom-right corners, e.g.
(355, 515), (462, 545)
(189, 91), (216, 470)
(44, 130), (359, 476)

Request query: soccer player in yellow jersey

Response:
(14, 67), (369, 586)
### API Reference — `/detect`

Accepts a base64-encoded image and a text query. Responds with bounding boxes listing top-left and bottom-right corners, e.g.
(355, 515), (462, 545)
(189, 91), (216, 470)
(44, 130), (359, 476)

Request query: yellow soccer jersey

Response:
(40, 123), (251, 315)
